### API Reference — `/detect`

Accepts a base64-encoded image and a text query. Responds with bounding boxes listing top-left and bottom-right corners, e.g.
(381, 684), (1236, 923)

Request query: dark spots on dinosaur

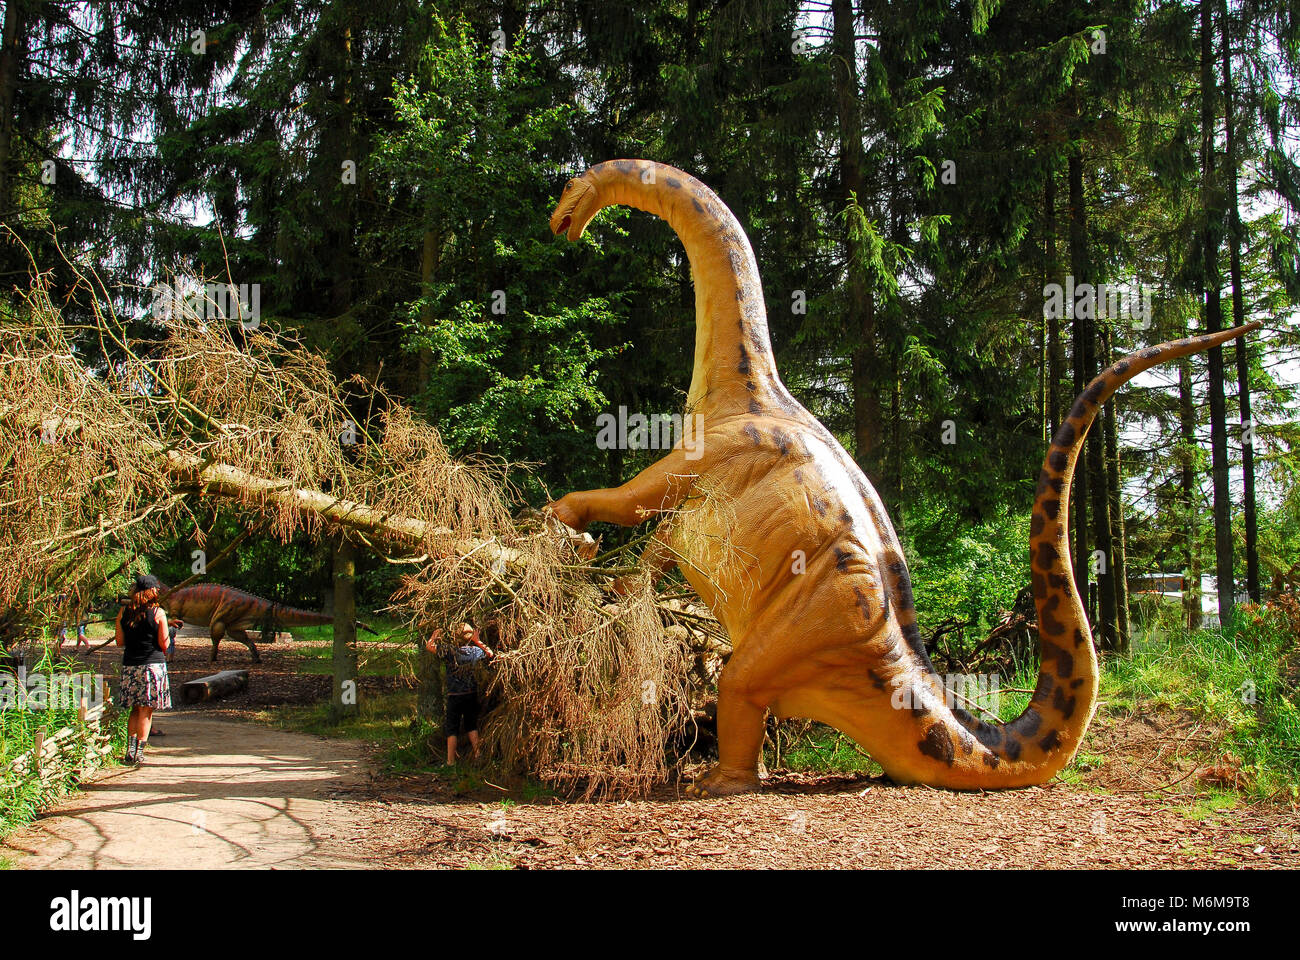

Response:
(1032, 571), (1046, 598)
(957, 727), (975, 755)
(867, 669), (887, 692)
(840, 509), (852, 525)
(1074, 627), (1086, 648)
(1069, 398), (1090, 421)
(1042, 640), (1074, 677)
(793, 469), (804, 483)
(692, 198), (704, 213)
(1053, 421), (1076, 447)
(746, 379), (756, 391)
(1139, 346), (1162, 359)
(1038, 729), (1062, 752)
(878, 641), (904, 664)
(1036, 469), (1064, 497)
(1035, 540), (1060, 571)
(1048, 448), (1068, 474)
(1040, 594), (1067, 636)
(1031, 513), (1045, 537)
(1042, 498), (1060, 520)
(888, 561), (907, 578)
(749, 329), (766, 351)
(1052, 687), (1076, 719)
(812, 496), (828, 516)
(738, 347), (751, 376)
(1085, 380), (1106, 404)
(772, 428), (792, 456)
(749, 399), (762, 414)
(918, 724), (955, 766)
(1031, 672), (1055, 704)
(1003, 736), (1022, 762)
(983, 752), (1001, 768)
(910, 692), (931, 719)
(1071, 677), (1084, 689)
(665, 176), (681, 189)
(852, 586), (871, 620)
(970, 719), (1004, 751)
(834, 546), (850, 572)
(743, 424), (761, 445)
(1006, 708), (1042, 739)
(613, 159), (636, 173)
(1049, 572), (1068, 590)
(901, 622), (929, 665)
(1113, 359), (1130, 376)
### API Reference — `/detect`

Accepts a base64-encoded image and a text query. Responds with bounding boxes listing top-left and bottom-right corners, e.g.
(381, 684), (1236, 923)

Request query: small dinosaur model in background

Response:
(160, 583), (376, 663)
(546, 159), (1262, 797)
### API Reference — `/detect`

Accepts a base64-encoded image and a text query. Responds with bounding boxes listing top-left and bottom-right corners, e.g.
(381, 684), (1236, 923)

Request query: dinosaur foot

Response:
(683, 766), (760, 800)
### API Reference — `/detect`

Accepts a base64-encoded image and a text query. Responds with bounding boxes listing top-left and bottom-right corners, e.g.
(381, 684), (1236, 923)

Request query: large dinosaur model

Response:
(160, 583), (375, 663)
(546, 159), (1261, 798)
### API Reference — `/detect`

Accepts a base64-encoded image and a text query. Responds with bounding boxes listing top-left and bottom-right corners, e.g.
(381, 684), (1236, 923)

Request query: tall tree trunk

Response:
(1221, 1), (1260, 602)
(1067, 145), (1091, 621)
(1201, 0), (1234, 627)
(1179, 355), (1204, 631)
(330, 534), (359, 722)
(1102, 325), (1130, 650)
(1045, 168), (1065, 436)
(0, 0), (28, 222)
(832, 0), (882, 486)
(1090, 317), (1116, 650)
(416, 224), (443, 719)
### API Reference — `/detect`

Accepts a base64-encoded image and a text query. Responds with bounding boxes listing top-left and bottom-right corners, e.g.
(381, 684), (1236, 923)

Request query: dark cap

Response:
(133, 574), (162, 594)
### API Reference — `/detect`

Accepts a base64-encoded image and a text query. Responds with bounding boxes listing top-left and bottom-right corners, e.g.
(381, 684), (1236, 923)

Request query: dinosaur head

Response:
(549, 175), (599, 241)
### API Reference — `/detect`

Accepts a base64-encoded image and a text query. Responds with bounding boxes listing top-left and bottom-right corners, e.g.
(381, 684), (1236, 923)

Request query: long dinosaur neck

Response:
(581, 160), (789, 418)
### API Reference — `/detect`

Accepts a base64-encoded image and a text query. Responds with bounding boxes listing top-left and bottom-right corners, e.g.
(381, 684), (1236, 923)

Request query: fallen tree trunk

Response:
(181, 669), (249, 703)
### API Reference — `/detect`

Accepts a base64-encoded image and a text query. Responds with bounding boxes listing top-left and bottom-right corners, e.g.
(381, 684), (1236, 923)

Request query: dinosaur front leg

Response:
(685, 667), (766, 798)
(548, 447), (699, 532)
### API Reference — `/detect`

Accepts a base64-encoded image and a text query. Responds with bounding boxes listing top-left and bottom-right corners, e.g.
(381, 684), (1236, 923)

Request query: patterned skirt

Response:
(120, 662), (172, 709)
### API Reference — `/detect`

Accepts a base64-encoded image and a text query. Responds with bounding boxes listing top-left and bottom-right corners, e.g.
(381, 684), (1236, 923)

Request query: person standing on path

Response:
(114, 574), (173, 764)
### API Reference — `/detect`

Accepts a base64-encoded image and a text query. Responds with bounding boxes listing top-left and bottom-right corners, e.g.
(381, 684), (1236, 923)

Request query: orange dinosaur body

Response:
(547, 159), (1260, 797)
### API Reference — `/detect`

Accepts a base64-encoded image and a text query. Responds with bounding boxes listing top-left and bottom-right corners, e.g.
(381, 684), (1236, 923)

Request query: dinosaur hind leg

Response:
(228, 627), (260, 664)
(210, 622), (225, 663)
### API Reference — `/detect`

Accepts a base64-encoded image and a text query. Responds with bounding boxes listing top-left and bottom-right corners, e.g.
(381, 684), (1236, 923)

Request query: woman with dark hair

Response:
(114, 574), (172, 764)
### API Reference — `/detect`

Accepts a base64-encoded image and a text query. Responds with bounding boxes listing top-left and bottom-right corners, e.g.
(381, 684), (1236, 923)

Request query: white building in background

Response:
(1128, 573), (1249, 629)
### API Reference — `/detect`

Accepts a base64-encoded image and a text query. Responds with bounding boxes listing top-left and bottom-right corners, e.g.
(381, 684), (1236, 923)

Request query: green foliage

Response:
(1102, 612), (1300, 800)
(905, 502), (1032, 649)
(0, 651), (128, 839)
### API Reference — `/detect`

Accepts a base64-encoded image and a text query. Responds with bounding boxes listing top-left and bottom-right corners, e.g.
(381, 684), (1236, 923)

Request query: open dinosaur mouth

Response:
(555, 214), (572, 236)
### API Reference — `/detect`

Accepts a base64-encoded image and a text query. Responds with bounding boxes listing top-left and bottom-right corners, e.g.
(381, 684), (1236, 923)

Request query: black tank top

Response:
(122, 606), (166, 666)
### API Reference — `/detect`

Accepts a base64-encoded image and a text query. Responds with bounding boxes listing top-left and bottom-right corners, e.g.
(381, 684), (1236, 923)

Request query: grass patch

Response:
(278, 621), (417, 678)
(1101, 612), (1300, 801)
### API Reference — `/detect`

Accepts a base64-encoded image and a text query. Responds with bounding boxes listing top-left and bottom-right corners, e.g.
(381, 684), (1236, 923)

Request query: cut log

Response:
(181, 669), (249, 703)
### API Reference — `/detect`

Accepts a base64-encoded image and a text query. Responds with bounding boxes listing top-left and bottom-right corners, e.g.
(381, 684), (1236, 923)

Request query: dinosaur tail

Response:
(550, 159), (800, 419)
(921, 321), (1262, 788)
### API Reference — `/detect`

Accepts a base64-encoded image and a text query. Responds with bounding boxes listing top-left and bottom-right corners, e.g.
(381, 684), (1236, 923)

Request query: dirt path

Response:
(3, 712), (376, 869)
(6, 633), (1297, 869)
